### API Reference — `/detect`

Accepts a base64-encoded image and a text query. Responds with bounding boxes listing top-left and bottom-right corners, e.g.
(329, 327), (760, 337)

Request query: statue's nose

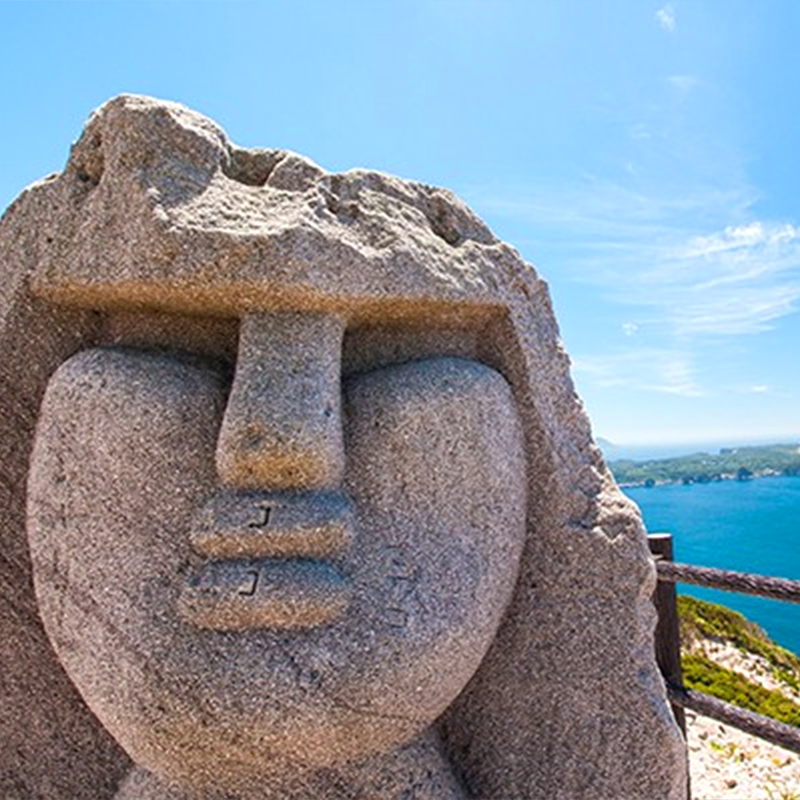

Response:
(215, 312), (346, 490)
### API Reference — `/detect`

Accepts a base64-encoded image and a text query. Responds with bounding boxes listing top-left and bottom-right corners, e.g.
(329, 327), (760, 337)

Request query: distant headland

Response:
(605, 442), (800, 487)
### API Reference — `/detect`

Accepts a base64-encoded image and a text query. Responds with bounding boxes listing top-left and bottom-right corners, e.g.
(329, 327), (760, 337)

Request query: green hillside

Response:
(677, 596), (800, 727)
(610, 443), (800, 486)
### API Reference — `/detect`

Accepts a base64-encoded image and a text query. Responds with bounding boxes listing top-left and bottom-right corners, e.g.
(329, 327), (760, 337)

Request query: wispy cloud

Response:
(685, 222), (800, 260)
(477, 180), (755, 242)
(464, 38), (800, 406)
(630, 123), (652, 141)
(637, 221), (800, 335)
(573, 349), (703, 397)
(656, 4), (676, 33)
(622, 322), (639, 336)
(475, 185), (800, 337)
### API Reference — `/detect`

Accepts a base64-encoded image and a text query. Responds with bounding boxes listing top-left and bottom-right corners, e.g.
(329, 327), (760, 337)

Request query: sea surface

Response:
(624, 476), (800, 657)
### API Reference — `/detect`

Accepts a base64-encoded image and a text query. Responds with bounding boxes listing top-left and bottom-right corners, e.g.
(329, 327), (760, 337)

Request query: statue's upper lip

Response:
(189, 489), (355, 560)
(178, 490), (354, 631)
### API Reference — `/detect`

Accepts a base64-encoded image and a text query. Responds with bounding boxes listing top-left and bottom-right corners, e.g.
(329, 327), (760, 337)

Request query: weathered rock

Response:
(0, 95), (687, 799)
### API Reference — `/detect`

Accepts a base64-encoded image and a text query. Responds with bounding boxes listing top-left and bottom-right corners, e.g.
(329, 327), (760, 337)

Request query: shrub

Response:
(678, 595), (800, 675)
(682, 655), (800, 727)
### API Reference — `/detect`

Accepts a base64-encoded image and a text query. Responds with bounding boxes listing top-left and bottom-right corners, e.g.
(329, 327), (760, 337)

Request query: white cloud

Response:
(654, 222), (800, 334)
(656, 4), (676, 33)
(475, 183), (800, 338)
(573, 349), (704, 397)
(684, 222), (800, 260)
(622, 322), (639, 336)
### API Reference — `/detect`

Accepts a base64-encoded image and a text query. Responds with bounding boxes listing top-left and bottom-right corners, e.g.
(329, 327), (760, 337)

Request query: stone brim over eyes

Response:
(31, 95), (515, 324)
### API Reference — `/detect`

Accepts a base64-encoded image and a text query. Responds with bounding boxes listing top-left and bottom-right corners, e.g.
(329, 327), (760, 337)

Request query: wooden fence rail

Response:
(648, 533), (800, 758)
(667, 682), (800, 755)
(655, 560), (800, 604)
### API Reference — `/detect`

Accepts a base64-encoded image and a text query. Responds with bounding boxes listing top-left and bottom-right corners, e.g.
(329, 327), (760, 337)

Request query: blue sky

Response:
(3, 1), (800, 448)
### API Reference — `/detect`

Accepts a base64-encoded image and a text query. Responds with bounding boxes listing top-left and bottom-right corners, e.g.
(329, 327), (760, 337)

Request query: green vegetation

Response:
(609, 442), (800, 486)
(678, 596), (800, 676)
(677, 596), (800, 726)
(682, 654), (800, 727)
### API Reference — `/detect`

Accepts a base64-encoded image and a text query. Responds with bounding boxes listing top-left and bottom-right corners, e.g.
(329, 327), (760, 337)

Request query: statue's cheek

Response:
(340, 357), (528, 716)
(26, 347), (225, 709)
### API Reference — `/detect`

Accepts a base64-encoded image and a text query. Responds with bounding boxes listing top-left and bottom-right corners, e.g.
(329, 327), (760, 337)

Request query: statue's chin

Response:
(47, 577), (487, 788)
(60, 614), (475, 789)
(107, 706), (424, 792)
(114, 729), (466, 800)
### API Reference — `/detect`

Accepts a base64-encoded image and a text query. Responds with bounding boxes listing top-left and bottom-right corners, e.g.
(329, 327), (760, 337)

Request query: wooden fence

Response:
(648, 532), (800, 755)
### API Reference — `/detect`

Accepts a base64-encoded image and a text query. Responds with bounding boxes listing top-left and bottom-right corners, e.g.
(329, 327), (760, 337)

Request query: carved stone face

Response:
(26, 312), (527, 792)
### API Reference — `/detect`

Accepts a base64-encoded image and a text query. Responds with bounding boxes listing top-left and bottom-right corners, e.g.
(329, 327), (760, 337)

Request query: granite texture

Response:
(0, 95), (687, 799)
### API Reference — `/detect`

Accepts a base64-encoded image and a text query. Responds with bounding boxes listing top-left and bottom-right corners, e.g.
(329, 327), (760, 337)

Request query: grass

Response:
(678, 596), (800, 677)
(765, 781), (800, 800)
(682, 654), (800, 727)
(677, 596), (800, 727)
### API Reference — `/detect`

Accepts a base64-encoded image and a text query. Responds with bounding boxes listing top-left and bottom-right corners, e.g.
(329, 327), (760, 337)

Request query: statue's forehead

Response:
(28, 95), (509, 327)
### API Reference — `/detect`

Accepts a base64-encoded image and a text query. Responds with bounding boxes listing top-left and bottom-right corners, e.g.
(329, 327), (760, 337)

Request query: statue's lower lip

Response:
(178, 558), (351, 631)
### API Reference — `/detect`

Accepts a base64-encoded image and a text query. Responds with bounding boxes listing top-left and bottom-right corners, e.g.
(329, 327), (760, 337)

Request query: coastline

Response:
(617, 471), (799, 490)
(607, 442), (800, 489)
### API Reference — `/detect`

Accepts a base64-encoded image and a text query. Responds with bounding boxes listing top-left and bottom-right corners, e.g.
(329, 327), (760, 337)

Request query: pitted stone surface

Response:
(28, 349), (527, 794)
(0, 95), (687, 799)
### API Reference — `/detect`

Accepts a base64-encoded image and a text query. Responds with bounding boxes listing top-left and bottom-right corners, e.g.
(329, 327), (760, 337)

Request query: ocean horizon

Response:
(624, 475), (800, 657)
(600, 436), (800, 463)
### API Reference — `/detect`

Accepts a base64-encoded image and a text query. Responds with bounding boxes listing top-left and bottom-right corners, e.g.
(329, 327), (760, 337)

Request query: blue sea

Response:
(624, 476), (800, 657)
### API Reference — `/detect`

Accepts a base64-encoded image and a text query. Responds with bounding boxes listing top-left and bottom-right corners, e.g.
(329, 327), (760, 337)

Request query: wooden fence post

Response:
(648, 533), (686, 734)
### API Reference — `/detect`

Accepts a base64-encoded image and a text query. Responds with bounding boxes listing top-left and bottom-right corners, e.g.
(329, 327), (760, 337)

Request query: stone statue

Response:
(0, 96), (687, 799)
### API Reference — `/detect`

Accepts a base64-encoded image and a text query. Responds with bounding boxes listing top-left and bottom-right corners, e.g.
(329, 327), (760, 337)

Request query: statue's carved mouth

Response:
(178, 557), (351, 630)
(178, 490), (354, 630)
